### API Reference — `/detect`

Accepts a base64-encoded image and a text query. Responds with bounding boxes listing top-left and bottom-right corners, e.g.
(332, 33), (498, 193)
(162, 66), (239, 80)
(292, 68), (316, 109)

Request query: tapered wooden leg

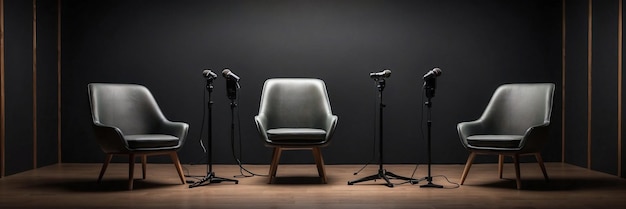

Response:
(535, 153), (549, 181)
(98, 154), (113, 183)
(460, 152), (476, 185)
(128, 154), (135, 190)
(268, 147), (282, 184)
(312, 147), (327, 184)
(170, 152), (186, 184)
(498, 154), (504, 179)
(141, 155), (147, 180)
(512, 154), (521, 190)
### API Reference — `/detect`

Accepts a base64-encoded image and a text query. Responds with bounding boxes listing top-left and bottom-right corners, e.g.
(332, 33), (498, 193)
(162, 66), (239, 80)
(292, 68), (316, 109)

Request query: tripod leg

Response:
(385, 171), (416, 181)
(348, 169), (394, 187)
(189, 172), (214, 188)
(348, 173), (381, 185)
(379, 171), (394, 188)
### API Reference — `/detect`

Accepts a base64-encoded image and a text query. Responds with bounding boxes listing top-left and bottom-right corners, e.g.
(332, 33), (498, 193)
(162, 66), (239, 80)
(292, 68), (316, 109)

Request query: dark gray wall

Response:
(564, 0), (588, 170)
(590, 0), (619, 176)
(61, 0), (562, 165)
(4, 0), (34, 175)
(36, 0), (59, 168)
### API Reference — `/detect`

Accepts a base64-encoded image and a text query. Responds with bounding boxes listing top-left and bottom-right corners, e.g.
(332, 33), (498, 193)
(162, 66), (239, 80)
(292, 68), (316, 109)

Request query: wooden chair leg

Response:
(535, 153), (549, 182)
(98, 154), (113, 183)
(268, 147), (282, 184)
(170, 152), (186, 184)
(141, 155), (147, 180)
(498, 154), (504, 179)
(512, 154), (521, 189)
(460, 152), (476, 185)
(128, 154), (135, 190)
(312, 147), (327, 184)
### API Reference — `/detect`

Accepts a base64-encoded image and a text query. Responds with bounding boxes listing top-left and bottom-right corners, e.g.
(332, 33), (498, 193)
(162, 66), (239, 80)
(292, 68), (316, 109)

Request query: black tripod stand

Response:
(411, 78), (443, 188)
(348, 78), (417, 187)
(189, 78), (238, 188)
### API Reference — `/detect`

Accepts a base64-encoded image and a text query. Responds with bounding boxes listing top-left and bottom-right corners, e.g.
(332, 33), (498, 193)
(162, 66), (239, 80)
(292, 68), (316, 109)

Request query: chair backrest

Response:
(479, 83), (555, 135)
(88, 83), (168, 135)
(258, 78), (333, 129)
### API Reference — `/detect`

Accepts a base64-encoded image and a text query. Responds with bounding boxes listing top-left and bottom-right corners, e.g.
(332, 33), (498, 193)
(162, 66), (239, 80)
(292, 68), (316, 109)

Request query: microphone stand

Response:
(189, 79), (238, 188)
(348, 78), (417, 187)
(230, 99), (262, 178)
(225, 78), (261, 178)
(412, 79), (443, 188)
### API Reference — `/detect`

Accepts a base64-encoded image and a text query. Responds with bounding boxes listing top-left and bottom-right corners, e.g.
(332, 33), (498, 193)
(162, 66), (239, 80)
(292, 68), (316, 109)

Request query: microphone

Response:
(202, 69), (217, 80)
(370, 69), (392, 79)
(423, 68), (442, 80)
(222, 68), (240, 81)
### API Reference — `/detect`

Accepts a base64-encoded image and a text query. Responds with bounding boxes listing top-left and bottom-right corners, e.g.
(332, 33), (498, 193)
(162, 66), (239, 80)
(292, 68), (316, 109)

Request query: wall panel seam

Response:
(0, 0), (5, 178)
(619, 0), (623, 177)
(562, 0), (567, 163)
(32, 0), (37, 169)
(56, 0), (61, 164)
(587, 0), (593, 169)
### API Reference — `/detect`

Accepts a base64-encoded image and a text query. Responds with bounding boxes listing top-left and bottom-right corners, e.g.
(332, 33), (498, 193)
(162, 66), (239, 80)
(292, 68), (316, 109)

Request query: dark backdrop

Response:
(60, 0), (562, 165)
(4, 0), (34, 175)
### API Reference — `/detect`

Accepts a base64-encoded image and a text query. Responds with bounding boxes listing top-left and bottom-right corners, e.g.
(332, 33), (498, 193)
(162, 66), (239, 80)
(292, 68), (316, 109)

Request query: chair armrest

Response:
(254, 115), (270, 143)
(92, 122), (129, 153)
(457, 120), (485, 148)
(161, 121), (189, 148)
(324, 115), (338, 143)
(519, 122), (550, 153)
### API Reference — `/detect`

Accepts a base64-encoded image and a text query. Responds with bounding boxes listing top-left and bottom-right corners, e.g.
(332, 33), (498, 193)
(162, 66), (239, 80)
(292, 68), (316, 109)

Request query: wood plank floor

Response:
(0, 163), (625, 209)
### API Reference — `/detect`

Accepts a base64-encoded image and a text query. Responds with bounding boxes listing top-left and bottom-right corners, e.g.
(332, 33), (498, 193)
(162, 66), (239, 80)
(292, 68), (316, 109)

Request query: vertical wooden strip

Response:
(0, 0), (5, 178)
(618, 0), (623, 177)
(32, 0), (37, 169)
(562, 0), (567, 163)
(56, 0), (61, 163)
(587, 0), (593, 169)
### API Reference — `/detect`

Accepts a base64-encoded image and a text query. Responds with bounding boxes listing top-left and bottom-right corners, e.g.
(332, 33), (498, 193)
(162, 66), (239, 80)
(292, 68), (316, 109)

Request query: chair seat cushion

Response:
(466, 135), (522, 148)
(266, 128), (327, 142)
(125, 134), (180, 149)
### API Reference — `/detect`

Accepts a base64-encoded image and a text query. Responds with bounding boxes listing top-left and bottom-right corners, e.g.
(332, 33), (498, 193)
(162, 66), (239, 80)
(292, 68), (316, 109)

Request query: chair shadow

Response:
(471, 177), (626, 191)
(270, 176), (328, 185)
(28, 178), (183, 193)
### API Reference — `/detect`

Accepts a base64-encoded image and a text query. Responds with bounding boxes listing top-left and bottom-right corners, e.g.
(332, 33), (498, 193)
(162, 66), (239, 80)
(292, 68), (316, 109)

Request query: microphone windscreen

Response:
(222, 69), (231, 76)
(383, 69), (392, 77)
(433, 68), (442, 76)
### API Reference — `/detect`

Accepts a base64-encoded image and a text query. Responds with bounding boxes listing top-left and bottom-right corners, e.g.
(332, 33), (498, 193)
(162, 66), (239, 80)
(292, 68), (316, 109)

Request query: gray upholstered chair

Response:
(88, 83), (188, 190)
(254, 78), (338, 183)
(457, 83), (555, 189)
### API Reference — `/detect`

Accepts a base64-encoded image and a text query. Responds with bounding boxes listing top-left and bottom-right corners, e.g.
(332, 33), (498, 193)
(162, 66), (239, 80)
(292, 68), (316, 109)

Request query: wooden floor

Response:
(0, 163), (625, 209)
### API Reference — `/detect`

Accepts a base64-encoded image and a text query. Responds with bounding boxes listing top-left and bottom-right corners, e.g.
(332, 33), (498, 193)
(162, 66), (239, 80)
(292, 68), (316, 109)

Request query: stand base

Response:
(189, 171), (238, 188)
(414, 176), (443, 188)
(348, 169), (417, 188)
